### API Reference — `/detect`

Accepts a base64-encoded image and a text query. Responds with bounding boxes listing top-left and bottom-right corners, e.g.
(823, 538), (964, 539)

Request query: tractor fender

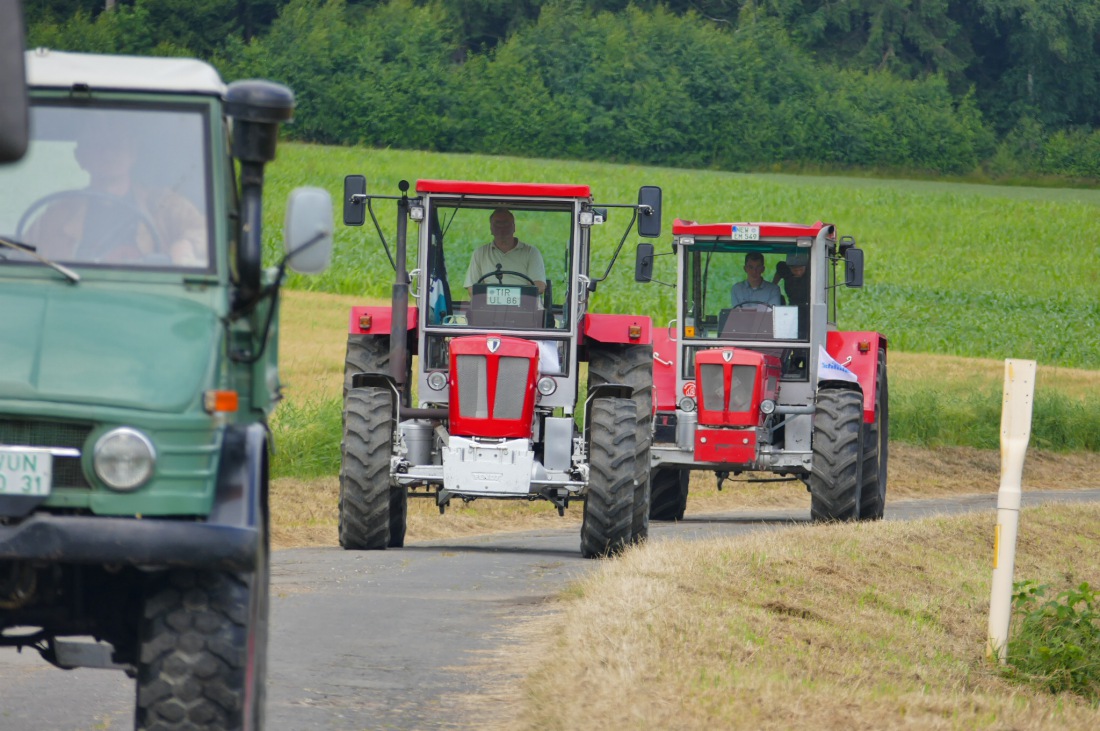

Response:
(652, 327), (678, 413)
(581, 312), (652, 347)
(348, 305), (419, 336)
(207, 422), (268, 532)
(826, 331), (887, 424)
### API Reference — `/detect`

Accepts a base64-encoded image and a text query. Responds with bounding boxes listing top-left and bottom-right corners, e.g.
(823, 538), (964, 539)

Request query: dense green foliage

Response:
(23, 0), (1100, 180)
(1005, 580), (1100, 702)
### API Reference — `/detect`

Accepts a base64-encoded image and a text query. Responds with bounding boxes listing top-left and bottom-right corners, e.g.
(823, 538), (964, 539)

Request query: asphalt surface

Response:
(1, 488), (1097, 730)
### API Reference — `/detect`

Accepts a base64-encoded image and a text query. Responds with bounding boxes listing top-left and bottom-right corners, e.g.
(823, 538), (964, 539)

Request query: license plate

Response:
(487, 285), (521, 307)
(730, 225), (759, 241)
(0, 447), (53, 497)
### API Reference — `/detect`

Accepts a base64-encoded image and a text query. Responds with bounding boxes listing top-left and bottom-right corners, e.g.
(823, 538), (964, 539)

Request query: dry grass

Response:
(491, 504), (1100, 731)
(271, 289), (1100, 549)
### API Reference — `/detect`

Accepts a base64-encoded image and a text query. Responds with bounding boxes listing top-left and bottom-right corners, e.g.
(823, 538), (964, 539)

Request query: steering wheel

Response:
(732, 300), (774, 311)
(476, 269), (536, 286)
(16, 190), (163, 262)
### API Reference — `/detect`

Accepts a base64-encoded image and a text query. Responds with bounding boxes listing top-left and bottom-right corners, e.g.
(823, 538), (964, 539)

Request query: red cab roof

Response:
(416, 180), (592, 199)
(671, 218), (828, 238)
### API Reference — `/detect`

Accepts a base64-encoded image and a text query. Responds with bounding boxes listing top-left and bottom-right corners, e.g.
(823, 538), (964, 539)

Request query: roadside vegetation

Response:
(486, 504), (1100, 730)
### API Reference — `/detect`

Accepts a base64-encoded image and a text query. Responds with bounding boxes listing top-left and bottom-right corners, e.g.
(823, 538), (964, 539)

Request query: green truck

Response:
(0, 49), (332, 729)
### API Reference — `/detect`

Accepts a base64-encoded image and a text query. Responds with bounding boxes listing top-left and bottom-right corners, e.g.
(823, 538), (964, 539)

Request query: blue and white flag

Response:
(817, 346), (859, 384)
(428, 276), (447, 324)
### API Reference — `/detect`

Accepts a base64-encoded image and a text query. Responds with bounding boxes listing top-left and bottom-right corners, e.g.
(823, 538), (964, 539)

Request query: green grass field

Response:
(263, 143), (1100, 369)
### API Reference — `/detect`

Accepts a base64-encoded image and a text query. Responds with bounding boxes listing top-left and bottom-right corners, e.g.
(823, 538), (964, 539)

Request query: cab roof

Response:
(672, 218), (829, 239)
(26, 48), (226, 97)
(416, 180), (592, 199)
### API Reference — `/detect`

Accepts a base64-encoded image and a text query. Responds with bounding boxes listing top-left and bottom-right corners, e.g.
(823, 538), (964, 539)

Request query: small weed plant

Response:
(1004, 579), (1100, 702)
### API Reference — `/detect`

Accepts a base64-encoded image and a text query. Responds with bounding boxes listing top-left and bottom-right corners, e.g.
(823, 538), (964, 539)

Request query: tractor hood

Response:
(0, 283), (219, 414)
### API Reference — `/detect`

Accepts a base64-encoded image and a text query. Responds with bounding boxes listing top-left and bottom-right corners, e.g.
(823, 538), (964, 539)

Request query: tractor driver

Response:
(731, 252), (781, 307)
(464, 208), (547, 296)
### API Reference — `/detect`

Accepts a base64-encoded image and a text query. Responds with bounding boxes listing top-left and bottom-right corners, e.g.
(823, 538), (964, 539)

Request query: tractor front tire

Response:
(581, 398), (637, 558)
(135, 560), (268, 729)
(588, 344), (653, 543)
(340, 388), (394, 549)
(859, 348), (889, 520)
(808, 388), (863, 522)
(649, 467), (688, 521)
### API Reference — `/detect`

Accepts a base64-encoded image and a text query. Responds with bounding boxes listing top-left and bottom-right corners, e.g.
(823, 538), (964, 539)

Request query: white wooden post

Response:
(987, 359), (1036, 663)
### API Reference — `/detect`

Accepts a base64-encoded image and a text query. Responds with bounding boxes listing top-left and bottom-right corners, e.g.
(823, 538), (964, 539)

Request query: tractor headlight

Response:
(678, 396), (696, 412)
(427, 371), (448, 391)
(537, 376), (557, 396)
(93, 428), (156, 491)
(760, 399), (776, 415)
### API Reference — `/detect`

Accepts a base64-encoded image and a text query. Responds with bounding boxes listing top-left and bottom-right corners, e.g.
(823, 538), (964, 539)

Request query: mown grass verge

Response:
(491, 503), (1100, 731)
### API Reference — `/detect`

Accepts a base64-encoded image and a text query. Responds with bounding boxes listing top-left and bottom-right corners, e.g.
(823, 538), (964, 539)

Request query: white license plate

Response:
(487, 285), (521, 306)
(0, 447), (53, 497)
(730, 225), (759, 241)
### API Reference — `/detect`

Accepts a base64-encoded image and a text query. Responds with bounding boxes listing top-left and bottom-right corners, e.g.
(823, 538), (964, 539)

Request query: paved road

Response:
(1, 489), (1097, 730)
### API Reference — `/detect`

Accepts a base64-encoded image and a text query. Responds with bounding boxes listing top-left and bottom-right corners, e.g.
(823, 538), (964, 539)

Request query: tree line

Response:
(25, 0), (1100, 180)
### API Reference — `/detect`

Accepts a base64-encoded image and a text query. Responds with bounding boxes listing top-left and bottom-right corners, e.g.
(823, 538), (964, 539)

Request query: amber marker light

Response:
(628, 323), (642, 340)
(204, 390), (240, 413)
(358, 313), (373, 331)
(858, 340), (871, 353)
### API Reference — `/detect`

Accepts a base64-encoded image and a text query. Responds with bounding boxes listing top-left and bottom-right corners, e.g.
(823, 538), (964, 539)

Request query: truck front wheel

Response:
(581, 398), (637, 558)
(135, 559), (268, 730)
(340, 388), (395, 549)
(808, 388), (863, 522)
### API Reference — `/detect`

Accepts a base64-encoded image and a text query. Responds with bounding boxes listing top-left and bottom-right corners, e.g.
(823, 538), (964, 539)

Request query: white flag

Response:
(818, 346), (859, 384)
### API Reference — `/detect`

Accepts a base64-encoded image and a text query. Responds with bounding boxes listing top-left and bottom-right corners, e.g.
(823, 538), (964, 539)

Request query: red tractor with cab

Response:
(635, 218), (887, 522)
(340, 177), (662, 557)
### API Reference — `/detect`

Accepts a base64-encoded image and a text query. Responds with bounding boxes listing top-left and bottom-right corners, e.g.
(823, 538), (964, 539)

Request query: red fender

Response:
(826, 331), (887, 423)
(348, 306), (418, 336)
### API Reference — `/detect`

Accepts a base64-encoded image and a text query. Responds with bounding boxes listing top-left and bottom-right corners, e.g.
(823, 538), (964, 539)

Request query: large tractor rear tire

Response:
(581, 398), (637, 558)
(340, 388), (394, 549)
(649, 467), (688, 521)
(344, 334), (410, 405)
(135, 532), (269, 730)
(588, 344), (653, 543)
(859, 348), (889, 520)
(808, 388), (863, 522)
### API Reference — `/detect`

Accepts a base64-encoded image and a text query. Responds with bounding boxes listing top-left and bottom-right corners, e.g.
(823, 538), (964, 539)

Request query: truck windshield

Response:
(0, 102), (212, 271)
(683, 243), (811, 342)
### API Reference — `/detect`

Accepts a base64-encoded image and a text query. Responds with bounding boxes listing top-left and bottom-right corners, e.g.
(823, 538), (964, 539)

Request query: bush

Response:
(1004, 580), (1100, 702)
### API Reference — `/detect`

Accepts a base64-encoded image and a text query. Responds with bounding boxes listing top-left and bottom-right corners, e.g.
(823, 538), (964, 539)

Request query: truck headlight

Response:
(94, 428), (156, 491)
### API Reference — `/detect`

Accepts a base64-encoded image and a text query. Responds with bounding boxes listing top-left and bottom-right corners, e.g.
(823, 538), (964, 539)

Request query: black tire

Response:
(859, 348), (889, 520)
(581, 398), (637, 558)
(649, 467), (688, 521)
(588, 344), (653, 543)
(135, 542), (268, 729)
(808, 388), (864, 522)
(344, 334), (410, 405)
(388, 484), (408, 548)
(340, 388), (394, 549)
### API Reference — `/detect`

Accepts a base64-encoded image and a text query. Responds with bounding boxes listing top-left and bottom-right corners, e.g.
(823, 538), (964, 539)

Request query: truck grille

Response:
(0, 417), (91, 488)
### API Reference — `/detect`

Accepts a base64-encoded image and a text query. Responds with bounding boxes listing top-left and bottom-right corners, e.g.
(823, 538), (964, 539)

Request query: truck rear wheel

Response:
(588, 344), (653, 543)
(859, 349), (889, 520)
(650, 467), (688, 521)
(340, 388), (394, 549)
(581, 398), (637, 558)
(808, 388), (863, 522)
(135, 555), (268, 730)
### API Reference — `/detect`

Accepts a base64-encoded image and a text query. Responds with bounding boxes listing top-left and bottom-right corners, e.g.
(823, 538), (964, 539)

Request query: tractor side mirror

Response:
(343, 174), (367, 226)
(845, 247), (864, 288)
(635, 243), (654, 282)
(637, 186), (662, 238)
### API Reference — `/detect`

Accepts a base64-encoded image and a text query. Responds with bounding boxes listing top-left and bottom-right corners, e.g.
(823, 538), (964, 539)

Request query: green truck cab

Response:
(0, 50), (332, 729)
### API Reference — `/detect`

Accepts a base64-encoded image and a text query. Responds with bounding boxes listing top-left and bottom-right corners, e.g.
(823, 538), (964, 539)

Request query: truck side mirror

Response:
(635, 243), (654, 282)
(845, 247), (864, 288)
(344, 175), (366, 226)
(0, 5), (29, 163)
(285, 187), (334, 274)
(637, 186), (662, 238)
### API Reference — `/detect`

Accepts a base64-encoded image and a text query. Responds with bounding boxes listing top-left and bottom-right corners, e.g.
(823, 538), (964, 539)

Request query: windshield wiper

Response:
(0, 235), (80, 283)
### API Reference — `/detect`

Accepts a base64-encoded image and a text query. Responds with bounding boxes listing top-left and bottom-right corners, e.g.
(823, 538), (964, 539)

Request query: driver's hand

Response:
(774, 261), (790, 278)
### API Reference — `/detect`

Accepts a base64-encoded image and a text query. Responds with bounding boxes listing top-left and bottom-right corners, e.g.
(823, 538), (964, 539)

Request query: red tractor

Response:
(635, 219), (887, 522)
(340, 177), (662, 557)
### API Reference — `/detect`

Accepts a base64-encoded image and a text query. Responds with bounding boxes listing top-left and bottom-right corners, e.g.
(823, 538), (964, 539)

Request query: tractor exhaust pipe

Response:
(390, 181), (411, 393)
